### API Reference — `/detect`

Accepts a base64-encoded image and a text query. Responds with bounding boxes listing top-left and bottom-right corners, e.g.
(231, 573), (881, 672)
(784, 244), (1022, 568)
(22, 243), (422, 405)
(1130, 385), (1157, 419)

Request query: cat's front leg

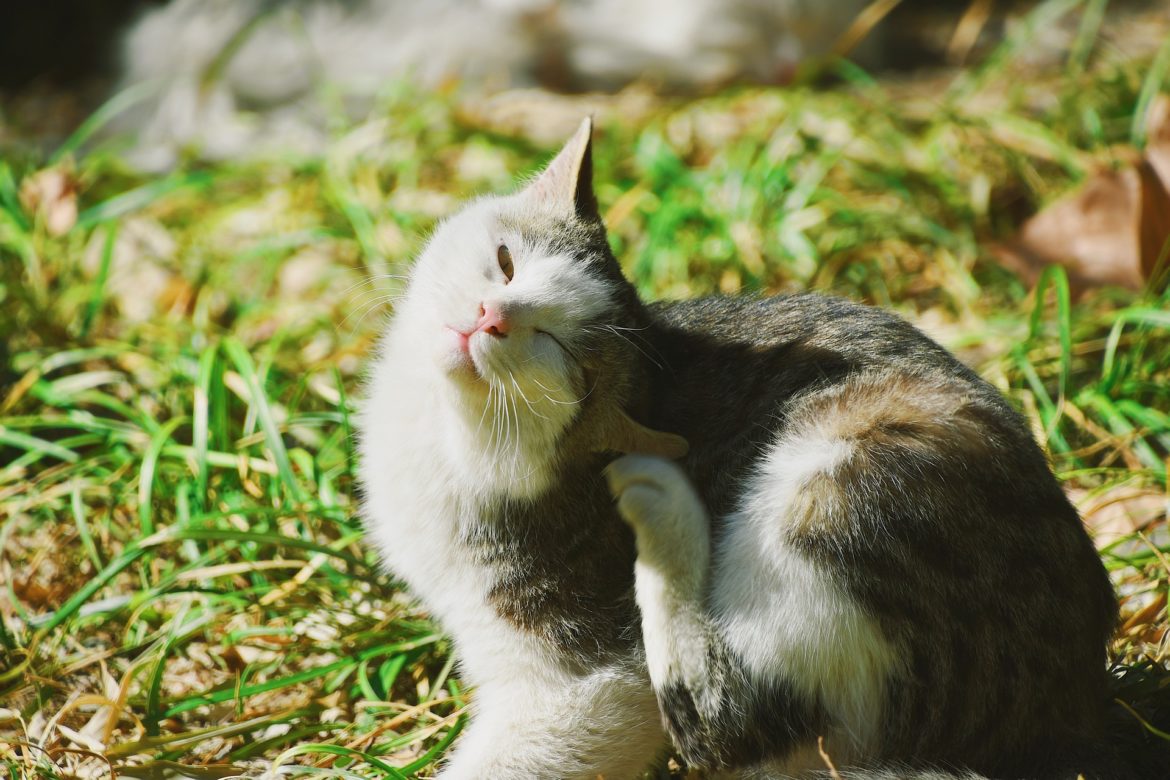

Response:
(605, 454), (711, 597)
(436, 668), (666, 780)
(606, 455), (817, 771)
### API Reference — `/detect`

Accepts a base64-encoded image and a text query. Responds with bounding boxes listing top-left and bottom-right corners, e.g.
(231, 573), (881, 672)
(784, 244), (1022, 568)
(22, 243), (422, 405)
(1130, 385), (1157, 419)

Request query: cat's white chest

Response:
(358, 348), (558, 686)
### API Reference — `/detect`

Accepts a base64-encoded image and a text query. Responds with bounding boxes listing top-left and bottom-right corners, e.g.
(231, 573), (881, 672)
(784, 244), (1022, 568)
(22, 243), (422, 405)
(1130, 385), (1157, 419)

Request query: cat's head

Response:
(388, 119), (686, 484)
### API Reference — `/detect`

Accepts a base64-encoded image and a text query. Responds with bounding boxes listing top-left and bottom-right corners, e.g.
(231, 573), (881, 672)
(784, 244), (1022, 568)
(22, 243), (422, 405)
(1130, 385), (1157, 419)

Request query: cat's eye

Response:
(497, 244), (514, 282)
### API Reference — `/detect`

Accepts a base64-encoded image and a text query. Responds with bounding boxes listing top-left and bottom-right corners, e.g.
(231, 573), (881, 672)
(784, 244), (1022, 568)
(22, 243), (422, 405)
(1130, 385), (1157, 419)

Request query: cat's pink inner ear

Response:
(524, 117), (598, 220)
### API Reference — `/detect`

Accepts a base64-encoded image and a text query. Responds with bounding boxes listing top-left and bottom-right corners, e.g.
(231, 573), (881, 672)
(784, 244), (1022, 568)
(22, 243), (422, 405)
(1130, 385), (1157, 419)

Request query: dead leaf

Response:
(18, 166), (78, 237)
(81, 218), (177, 323)
(994, 95), (1170, 293)
(1138, 156), (1170, 284)
(56, 723), (106, 753)
(1145, 91), (1170, 186)
(1122, 592), (1167, 634)
(1068, 485), (1168, 548)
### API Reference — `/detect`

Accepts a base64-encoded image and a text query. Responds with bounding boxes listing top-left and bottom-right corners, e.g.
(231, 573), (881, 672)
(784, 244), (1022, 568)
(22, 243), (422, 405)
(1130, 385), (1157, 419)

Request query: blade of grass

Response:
(167, 528), (369, 570)
(69, 482), (103, 571)
(49, 79), (160, 164)
(398, 713), (466, 775)
(79, 224), (117, 340)
(1028, 265), (1073, 440)
(77, 172), (213, 228)
(138, 416), (188, 535)
(162, 635), (439, 717)
(0, 426), (80, 465)
(193, 344), (219, 514)
(272, 744), (407, 779)
(223, 338), (307, 505)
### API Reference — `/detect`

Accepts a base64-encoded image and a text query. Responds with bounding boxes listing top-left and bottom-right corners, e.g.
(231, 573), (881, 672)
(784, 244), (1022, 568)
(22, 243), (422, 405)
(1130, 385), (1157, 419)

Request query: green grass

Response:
(2, 3), (1170, 776)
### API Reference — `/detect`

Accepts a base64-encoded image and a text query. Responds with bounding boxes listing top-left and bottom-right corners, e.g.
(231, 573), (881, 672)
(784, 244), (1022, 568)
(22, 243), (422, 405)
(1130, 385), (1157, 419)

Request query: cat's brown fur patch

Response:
(781, 371), (995, 537)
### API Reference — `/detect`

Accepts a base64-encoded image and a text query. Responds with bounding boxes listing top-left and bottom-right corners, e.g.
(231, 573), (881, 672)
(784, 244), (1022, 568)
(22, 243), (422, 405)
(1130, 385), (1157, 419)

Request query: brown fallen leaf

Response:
(1138, 93), (1170, 287)
(994, 95), (1170, 294)
(1144, 90), (1170, 187)
(18, 166), (78, 237)
(1067, 484), (1168, 549)
(80, 218), (178, 323)
(1122, 591), (1167, 634)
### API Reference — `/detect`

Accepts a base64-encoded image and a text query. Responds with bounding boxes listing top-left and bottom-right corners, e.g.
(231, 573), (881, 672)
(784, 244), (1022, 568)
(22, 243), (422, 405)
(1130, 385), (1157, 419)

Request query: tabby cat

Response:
(358, 119), (1123, 779)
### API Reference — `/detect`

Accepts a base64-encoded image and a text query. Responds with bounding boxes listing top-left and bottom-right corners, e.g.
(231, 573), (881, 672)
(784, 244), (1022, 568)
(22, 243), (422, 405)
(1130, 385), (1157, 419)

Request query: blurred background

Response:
(5, 0), (1165, 165)
(2, 1), (1170, 778)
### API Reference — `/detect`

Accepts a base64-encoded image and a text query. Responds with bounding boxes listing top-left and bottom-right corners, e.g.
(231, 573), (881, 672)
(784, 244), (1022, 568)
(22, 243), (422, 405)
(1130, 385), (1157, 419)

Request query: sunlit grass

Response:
(2, 1), (1169, 776)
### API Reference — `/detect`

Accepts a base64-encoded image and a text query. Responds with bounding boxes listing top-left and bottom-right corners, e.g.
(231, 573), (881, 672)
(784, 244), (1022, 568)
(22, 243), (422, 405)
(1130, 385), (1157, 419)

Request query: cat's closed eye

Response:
(497, 244), (514, 282)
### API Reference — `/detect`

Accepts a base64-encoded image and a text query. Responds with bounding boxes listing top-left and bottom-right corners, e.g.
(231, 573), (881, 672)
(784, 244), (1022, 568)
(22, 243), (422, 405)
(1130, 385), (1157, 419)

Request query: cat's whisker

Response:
(482, 380), (495, 447)
(513, 461), (541, 485)
(599, 322), (651, 333)
(490, 380), (505, 454)
(346, 301), (402, 332)
(340, 295), (402, 331)
(488, 379), (501, 444)
(531, 375), (587, 405)
(538, 376), (596, 407)
(339, 297), (386, 328)
(476, 377), (494, 438)
(497, 383), (510, 457)
(580, 374), (599, 404)
(586, 324), (665, 369)
(531, 377), (557, 393)
(338, 289), (408, 319)
(345, 285), (407, 304)
(547, 373), (598, 407)
(532, 374), (584, 407)
(506, 387), (521, 458)
(337, 274), (411, 298)
(510, 373), (550, 421)
(342, 294), (406, 321)
(498, 380), (515, 459)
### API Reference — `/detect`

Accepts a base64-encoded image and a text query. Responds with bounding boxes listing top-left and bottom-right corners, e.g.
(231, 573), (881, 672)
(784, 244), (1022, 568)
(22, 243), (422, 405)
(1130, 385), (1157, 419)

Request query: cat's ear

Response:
(524, 117), (599, 221)
(597, 409), (689, 460)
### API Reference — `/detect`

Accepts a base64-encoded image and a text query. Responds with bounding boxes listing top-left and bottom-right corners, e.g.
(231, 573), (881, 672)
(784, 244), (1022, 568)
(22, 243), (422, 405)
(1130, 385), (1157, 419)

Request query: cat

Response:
(357, 118), (1124, 779)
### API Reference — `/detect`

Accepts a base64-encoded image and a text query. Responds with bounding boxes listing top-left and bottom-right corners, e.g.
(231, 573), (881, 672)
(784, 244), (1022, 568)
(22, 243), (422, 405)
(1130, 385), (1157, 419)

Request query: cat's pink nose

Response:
(476, 304), (509, 337)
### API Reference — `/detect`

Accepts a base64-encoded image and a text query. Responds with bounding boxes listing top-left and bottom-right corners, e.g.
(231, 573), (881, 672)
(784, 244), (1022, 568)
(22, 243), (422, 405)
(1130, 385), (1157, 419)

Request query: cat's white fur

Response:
(718, 432), (900, 758)
(361, 122), (900, 777)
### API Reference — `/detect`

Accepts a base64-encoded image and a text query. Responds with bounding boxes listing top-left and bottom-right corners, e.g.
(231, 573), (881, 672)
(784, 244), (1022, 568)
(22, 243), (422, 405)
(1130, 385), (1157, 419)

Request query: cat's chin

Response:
(442, 352), (507, 396)
(442, 353), (483, 386)
(435, 327), (487, 384)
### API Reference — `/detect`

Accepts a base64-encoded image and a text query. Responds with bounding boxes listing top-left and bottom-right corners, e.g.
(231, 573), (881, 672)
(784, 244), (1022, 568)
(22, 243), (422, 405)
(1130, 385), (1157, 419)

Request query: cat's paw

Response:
(605, 455), (709, 570)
